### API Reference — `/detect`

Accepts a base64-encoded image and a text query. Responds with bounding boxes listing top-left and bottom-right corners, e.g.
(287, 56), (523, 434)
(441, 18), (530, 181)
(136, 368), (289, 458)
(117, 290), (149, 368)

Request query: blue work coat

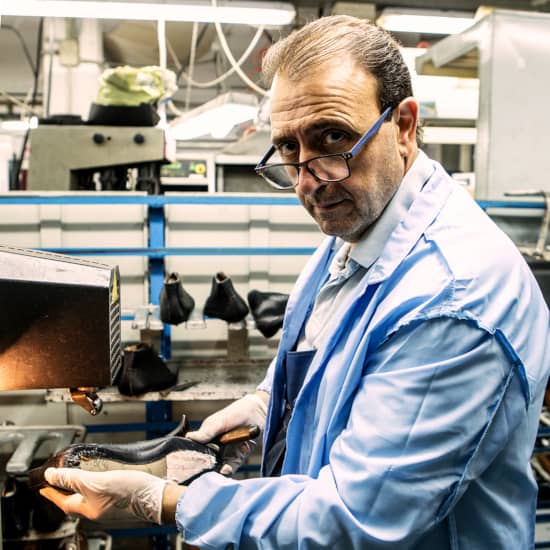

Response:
(177, 160), (550, 549)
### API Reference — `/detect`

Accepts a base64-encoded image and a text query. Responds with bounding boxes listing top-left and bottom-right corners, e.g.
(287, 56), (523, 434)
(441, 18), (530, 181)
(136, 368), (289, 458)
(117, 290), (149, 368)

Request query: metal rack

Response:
(0, 193), (315, 546)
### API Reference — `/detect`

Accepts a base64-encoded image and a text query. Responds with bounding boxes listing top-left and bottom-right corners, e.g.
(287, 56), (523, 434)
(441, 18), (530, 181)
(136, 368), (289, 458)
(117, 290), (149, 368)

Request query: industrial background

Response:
(0, 1), (549, 548)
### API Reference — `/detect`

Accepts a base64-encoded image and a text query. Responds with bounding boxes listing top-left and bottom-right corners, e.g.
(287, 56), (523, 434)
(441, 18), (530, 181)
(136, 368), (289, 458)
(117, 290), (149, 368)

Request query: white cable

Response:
(157, 18), (167, 69)
(45, 18), (55, 117)
(178, 23), (264, 89)
(185, 21), (199, 111)
(157, 18), (167, 125)
(211, 0), (268, 96)
(166, 99), (184, 117)
(165, 35), (182, 72)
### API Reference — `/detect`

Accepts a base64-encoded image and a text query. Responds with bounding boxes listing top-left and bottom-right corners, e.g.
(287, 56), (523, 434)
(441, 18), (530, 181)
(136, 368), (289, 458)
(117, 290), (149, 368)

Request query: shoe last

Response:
(159, 272), (195, 325)
(1, 477), (30, 539)
(117, 343), (177, 396)
(203, 272), (249, 323)
(247, 290), (289, 338)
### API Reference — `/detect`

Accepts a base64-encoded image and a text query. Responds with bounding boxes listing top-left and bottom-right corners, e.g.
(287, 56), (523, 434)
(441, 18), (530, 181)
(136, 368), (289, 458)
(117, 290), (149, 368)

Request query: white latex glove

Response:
(40, 468), (171, 524)
(186, 391), (268, 476)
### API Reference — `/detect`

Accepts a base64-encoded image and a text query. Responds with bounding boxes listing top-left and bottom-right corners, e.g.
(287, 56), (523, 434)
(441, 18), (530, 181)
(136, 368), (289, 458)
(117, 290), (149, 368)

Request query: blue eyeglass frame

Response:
(254, 105), (393, 185)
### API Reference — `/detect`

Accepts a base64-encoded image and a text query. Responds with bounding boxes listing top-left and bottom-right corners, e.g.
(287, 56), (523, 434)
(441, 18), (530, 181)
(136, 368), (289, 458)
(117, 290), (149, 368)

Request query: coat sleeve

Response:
(175, 317), (529, 549)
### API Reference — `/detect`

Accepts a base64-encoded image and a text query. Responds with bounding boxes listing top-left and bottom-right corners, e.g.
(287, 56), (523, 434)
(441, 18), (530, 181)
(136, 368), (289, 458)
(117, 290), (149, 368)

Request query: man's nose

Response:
(296, 156), (325, 193)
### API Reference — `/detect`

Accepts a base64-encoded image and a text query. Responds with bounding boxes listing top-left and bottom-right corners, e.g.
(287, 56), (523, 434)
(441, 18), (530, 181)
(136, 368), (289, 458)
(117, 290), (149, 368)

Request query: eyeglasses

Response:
(255, 106), (393, 190)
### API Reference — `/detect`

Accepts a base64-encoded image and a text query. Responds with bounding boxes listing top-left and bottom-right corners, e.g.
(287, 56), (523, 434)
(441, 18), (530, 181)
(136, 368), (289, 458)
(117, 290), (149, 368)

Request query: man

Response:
(42, 15), (550, 549)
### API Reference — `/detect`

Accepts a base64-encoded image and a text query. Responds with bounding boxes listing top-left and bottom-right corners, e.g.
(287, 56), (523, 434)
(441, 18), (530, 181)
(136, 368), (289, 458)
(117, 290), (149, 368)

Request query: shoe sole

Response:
(28, 436), (220, 489)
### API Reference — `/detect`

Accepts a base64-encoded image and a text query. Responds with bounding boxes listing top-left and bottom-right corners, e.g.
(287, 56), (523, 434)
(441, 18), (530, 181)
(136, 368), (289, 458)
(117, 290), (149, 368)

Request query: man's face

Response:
(270, 57), (416, 242)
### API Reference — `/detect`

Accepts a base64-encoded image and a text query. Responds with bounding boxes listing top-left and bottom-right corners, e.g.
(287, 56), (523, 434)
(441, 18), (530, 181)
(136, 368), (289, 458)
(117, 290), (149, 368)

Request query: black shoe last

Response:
(159, 272), (195, 325)
(117, 343), (177, 396)
(247, 290), (289, 338)
(203, 272), (249, 323)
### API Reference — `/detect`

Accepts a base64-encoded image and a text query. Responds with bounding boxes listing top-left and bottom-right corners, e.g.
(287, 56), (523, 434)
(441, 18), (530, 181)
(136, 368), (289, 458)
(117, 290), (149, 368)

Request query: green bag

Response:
(96, 65), (177, 106)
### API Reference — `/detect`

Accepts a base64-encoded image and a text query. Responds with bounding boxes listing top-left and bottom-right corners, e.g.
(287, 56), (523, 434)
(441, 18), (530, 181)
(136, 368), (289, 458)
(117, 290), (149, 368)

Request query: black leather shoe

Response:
(117, 343), (177, 396)
(159, 272), (195, 325)
(1, 477), (30, 539)
(203, 272), (249, 323)
(247, 290), (289, 338)
(27, 436), (220, 490)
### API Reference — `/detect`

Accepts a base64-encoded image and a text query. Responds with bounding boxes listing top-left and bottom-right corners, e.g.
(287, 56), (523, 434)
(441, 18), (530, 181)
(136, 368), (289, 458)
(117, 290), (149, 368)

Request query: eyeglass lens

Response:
(261, 155), (350, 189)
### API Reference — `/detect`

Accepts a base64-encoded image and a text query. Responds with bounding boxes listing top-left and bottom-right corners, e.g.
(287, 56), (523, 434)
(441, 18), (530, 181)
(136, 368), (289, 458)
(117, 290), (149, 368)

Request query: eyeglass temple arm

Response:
(256, 106), (392, 169)
(255, 144), (276, 170)
(349, 106), (393, 157)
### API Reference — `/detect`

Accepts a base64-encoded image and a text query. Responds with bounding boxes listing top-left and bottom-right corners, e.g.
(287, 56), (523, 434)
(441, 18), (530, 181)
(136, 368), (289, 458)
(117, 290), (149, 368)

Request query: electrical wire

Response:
(165, 18), (266, 118)
(173, 23), (209, 76)
(157, 19), (168, 125)
(0, 23), (36, 75)
(166, 35), (183, 73)
(210, 0), (268, 96)
(157, 18), (167, 69)
(185, 21), (199, 111)
(11, 18), (44, 190)
(177, 23), (265, 89)
(45, 19), (55, 118)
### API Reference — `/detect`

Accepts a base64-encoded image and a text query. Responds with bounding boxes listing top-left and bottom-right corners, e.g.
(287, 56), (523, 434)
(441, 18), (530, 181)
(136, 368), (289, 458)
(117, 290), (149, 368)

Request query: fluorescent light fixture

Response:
(377, 8), (475, 35)
(1, 0), (295, 26)
(171, 92), (258, 140)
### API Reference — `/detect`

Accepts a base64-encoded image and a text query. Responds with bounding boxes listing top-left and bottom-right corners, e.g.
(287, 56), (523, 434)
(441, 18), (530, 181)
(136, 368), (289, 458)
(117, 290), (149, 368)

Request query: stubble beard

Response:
(307, 175), (401, 242)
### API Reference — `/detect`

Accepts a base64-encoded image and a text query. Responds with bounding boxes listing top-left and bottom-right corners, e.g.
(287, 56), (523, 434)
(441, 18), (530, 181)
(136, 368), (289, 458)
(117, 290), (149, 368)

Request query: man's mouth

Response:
(314, 198), (346, 211)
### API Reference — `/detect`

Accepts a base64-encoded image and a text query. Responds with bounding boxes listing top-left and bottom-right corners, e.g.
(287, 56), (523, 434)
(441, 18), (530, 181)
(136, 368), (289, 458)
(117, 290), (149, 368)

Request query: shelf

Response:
(416, 47), (478, 78)
(422, 126), (477, 145)
(216, 153), (259, 166)
(46, 358), (270, 403)
(415, 18), (481, 78)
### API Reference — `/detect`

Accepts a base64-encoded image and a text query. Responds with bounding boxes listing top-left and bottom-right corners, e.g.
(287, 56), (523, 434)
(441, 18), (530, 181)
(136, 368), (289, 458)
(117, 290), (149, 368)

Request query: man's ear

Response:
(394, 97), (418, 160)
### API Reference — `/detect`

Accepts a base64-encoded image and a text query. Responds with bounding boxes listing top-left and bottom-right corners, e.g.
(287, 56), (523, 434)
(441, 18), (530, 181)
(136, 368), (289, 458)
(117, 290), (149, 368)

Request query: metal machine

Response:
(27, 124), (173, 193)
(0, 245), (121, 415)
(416, 9), (550, 200)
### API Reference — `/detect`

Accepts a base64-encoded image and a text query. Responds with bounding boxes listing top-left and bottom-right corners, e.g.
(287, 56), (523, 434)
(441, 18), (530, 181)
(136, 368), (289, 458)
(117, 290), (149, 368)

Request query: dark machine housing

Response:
(0, 245), (121, 391)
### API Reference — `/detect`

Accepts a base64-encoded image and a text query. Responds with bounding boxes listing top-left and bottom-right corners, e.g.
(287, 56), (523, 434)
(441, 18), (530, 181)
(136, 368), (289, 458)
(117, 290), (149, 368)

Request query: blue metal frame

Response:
(0, 194), (545, 210)
(0, 195), (302, 206)
(37, 246), (317, 256)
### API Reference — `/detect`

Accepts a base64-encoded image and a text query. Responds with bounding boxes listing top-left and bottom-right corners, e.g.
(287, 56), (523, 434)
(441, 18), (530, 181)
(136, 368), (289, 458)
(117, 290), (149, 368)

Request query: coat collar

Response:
(349, 149), (435, 270)
(366, 158), (455, 284)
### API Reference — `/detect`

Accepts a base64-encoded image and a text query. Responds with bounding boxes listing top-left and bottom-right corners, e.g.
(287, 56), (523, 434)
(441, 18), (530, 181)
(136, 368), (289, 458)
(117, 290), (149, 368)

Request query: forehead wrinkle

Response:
(271, 117), (354, 146)
(269, 60), (380, 146)
(270, 99), (362, 141)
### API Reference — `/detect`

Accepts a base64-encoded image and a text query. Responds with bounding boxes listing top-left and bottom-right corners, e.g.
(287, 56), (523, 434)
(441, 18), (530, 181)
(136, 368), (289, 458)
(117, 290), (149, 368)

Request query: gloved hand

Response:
(186, 390), (269, 476)
(39, 468), (171, 524)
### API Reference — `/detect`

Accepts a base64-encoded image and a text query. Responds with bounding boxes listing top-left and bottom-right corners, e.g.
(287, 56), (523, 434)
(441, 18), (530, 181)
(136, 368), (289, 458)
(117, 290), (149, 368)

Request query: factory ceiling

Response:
(0, 0), (549, 119)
